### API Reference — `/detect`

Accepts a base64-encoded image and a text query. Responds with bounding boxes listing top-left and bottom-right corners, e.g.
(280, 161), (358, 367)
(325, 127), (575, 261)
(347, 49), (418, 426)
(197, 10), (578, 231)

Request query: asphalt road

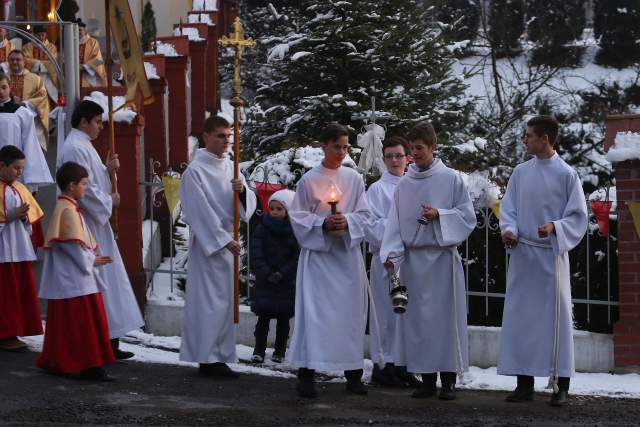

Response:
(0, 349), (638, 426)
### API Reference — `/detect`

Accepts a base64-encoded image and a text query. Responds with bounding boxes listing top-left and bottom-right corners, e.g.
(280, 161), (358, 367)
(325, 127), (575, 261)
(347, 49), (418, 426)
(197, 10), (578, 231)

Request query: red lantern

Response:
(590, 201), (613, 236)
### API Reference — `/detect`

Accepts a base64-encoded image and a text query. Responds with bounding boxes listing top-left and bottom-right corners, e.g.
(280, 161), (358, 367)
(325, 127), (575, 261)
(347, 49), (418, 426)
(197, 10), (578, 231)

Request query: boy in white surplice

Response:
(498, 115), (587, 407)
(380, 123), (476, 400)
(179, 116), (257, 378)
(287, 124), (372, 398)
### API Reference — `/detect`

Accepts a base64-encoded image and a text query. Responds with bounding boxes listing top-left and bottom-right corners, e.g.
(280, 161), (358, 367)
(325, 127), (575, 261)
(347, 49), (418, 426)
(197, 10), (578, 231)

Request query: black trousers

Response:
(253, 315), (290, 357)
(518, 375), (570, 391)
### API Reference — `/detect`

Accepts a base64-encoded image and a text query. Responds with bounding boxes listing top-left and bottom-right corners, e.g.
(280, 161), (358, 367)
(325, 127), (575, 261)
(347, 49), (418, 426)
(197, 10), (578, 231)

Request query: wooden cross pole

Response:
(219, 17), (255, 324)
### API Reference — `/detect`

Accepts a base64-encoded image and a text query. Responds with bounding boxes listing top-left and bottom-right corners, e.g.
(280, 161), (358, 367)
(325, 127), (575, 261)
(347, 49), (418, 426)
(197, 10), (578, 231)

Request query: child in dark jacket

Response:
(250, 189), (299, 363)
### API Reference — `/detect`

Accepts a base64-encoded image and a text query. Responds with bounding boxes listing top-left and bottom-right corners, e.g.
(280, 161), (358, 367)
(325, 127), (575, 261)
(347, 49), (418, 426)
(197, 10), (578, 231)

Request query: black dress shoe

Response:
(549, 390), (569, 407)
(199, 362), (239, 378)
(371, 364), (404, 387)
(439, 382), (456, 400)
(114, 349), (134, 360)
(296, 378), (317, 398)
(506, 386), (534, 402)
(79, 367), (115, 382)
(346, 379), (368, 395)
(411, 383), (437, 398)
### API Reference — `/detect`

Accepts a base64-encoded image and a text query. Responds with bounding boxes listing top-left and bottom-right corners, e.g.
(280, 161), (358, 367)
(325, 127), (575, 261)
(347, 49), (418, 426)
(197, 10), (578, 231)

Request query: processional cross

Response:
(219, 17), (255, 324)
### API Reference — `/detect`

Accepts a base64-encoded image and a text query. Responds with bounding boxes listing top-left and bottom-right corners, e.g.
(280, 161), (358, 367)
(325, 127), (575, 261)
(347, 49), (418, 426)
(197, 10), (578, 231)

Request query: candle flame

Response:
(330, 191), (336, 202)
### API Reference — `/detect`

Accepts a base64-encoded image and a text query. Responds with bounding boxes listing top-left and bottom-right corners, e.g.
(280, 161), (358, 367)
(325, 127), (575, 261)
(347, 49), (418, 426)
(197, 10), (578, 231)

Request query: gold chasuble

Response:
(44, 196), (97, 251)
(9, 70), (50, 150)
(23, 40), (59, 102)
(80, 36), (107, 87)
(0, 180), (44, 224)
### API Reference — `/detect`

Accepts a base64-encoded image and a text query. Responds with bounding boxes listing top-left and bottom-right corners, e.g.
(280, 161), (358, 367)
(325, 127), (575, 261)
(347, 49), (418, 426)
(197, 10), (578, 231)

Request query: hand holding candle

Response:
(418, 204), (438, 225)
(325, 186), (347, 235)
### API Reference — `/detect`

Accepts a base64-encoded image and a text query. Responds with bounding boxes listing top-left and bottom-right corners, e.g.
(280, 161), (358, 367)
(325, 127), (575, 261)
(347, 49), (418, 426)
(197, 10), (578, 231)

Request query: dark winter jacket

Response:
(249, 214), (300, 318)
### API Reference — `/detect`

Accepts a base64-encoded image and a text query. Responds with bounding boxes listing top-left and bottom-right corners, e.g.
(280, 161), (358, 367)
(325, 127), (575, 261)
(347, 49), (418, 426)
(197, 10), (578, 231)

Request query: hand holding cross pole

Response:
(219, 18), (255, 324)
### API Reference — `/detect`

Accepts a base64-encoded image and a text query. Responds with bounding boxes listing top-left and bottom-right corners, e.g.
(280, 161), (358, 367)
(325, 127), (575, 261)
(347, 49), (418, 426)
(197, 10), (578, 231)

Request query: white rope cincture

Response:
(518, 237), (560, 394)
(365, 254), (385, 369)
(449, 247), (465, 383)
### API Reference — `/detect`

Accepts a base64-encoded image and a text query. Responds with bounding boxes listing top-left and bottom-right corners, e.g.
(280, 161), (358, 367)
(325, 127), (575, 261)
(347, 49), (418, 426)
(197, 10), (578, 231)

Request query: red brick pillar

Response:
(142, 56), (170, 171)
(155, 36), (191, 167)
(606, 115), (640, 372)
(175, 23), (209, 137)
(187, 12), (220, 112)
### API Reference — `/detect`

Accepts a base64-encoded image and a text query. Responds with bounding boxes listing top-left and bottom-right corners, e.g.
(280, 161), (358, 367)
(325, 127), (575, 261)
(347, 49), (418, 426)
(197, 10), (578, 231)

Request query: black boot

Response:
(371, 363), (404, 387)
(439, 372), (457, 400)
(549, 377), (570, 407)
(344, 369), (368, 395)
(506, 375), (535, 402)
(395, 365), (423, 388)
(296, 368), (317, 398)
(110, 339), (134, 360)
(198, 362), (239, 378)
(411, 373), (437, 398)
(79, 367), (115, 382)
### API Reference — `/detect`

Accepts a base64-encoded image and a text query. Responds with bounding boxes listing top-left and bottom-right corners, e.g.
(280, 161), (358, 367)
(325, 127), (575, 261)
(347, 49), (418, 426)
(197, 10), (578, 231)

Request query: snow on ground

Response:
(607, 132), (640, 163)
(22, 329), (640, 398)
(83, 91), (137, 123)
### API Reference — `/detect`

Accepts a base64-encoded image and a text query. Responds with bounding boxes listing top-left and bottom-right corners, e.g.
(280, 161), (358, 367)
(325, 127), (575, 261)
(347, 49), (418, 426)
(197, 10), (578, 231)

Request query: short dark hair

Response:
(56, 161), (89, 192)
(71, 100), (104, 128)
(382, 136), (410, 155)
(0, 71), (9, 84)
(0, 145), (26, 165)
(527, 115), (559, 145)
(203, 116), (230, 133)
(319, 123), (349, 144)
(406, 122), (437, 146)
(8, 49), (23, 58)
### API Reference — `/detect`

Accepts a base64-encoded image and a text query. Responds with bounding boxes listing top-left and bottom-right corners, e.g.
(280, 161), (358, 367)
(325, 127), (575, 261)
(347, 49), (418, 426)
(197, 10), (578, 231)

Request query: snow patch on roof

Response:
(83, 91), (137, 123)
(606, 132), (640, 163)
(174, 27), (204, 42)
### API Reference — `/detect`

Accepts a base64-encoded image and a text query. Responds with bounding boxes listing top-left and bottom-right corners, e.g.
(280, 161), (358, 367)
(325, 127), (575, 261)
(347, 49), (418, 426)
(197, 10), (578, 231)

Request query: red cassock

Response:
(37, 293), (115, 373)
(30, 219), (44, 250)
(0, 261), (43, 338)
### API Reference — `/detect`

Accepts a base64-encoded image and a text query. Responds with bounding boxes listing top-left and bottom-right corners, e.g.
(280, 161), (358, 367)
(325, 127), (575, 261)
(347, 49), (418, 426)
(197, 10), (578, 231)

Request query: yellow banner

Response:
(490, 200), (501, 219)
(162, 175), (181, 213)
(109, 0), (154, 105)
(628, 201), (640, 239)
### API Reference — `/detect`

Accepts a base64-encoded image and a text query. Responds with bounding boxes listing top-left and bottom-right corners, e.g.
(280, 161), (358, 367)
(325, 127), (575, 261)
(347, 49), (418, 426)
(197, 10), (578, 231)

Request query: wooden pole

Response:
(104, 0), (118, 238)
(219, 18), (254, 324)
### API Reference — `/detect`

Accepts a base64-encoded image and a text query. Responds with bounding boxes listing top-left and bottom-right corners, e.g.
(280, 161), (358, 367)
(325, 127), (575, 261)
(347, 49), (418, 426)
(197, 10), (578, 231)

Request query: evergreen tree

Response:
(141, 1), (157, 52)
(594, 0), (640, 68)
(241, 0), (473, 159)
(487, 0), (525, 58)
(527, 0), (586, 67)
(435, 0), (480, 50)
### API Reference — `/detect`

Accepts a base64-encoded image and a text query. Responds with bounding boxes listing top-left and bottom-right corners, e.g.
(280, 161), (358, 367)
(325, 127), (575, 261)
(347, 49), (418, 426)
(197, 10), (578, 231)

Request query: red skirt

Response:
(37, 293), (115, 373)
(30, 219), (44, 250)
(0, 262), (43, 338)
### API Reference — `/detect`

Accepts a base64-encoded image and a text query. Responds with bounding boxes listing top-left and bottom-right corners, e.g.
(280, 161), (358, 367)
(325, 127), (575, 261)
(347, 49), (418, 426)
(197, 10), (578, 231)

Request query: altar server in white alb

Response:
(179, 116), (256, 378)
(365, 136), (411, 387)
(498, 115), (587, 407)
(380, 122), (476, 400)
(0, 73), (53, 191)
(288, 123), (372, 398)
(60, 100), (144, 359)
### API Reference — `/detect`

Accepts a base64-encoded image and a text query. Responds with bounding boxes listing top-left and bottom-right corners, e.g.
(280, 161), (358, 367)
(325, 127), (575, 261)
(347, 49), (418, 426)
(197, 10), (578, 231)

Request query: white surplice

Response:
(0, 182), (35, 263)
(287, 164), (372, 371)
(38, 207), (106, 300)
(365, 171), (402, 364)
(179, 148), (256, 363)
(380, 160), (476, 374)
(60, 128), (144, 338)
(498, 153), (588, 378)
(0, 108), (53, 190)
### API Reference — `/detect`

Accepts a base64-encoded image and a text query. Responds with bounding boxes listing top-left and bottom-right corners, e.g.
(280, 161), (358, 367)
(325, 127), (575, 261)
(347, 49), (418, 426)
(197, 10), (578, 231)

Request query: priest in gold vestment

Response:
(76, 20), (107, 88)
(7, 50), (50, 151)
(22, 26), (59, 104)
(0, 28), (15, 74)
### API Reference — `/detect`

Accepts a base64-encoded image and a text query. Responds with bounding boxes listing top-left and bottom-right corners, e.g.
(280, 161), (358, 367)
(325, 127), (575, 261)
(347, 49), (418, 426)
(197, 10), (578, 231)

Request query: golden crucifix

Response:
(219, 17), (255, 324)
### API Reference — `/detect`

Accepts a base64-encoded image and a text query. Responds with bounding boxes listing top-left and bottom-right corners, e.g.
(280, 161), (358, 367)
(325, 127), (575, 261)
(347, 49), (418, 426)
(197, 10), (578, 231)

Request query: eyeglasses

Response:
(384, 153), (406, 160)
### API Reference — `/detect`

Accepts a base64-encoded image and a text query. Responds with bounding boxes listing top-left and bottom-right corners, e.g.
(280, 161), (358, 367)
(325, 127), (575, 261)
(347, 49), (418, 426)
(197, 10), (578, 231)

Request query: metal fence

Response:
(142, 160), (619, 333)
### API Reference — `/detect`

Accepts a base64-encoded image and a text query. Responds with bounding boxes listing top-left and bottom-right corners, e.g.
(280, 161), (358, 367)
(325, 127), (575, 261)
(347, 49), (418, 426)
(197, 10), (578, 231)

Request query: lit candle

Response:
(327, 185), (344, 235)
